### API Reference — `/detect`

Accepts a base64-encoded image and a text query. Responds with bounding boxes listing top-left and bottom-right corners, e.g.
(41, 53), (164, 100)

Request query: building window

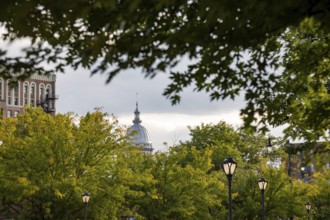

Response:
(30, 83), (36, 106)
(23, 82), (29, 105)
(7, 96), (11, 105)
(7, 86), (12, 105)
(14, 111), (19, 117)
(46, 85), (52, 109)
(39, 84), (45, 102)
(6, 110), (11, 118)
(46, 88), (50, 97)
(14, 82), (19, 106)
(0, 78), (3, 100)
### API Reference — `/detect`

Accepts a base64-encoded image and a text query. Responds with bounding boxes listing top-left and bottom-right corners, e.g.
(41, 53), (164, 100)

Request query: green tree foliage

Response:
(131, 147), (227, 220)
(232, 161), (314, 219)
(181, 121), (271, 167)
(0, 108), (231, 219)
(309, 170), (330, 219)
(177, 121), (323, 219)
(0, 1), (329, 141)
(265, 19), (330, 142)
(0, 107), (136, 219)
(0, 110), (328, 219)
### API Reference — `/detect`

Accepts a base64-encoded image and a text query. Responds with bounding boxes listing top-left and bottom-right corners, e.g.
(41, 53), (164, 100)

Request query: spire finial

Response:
(136, 92), (139, 111)
(133, 93), (141, 124)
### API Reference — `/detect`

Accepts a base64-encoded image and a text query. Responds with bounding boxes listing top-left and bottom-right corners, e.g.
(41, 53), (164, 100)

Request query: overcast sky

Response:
(56, 67), (261, 151)
(1, 32), (284, 151)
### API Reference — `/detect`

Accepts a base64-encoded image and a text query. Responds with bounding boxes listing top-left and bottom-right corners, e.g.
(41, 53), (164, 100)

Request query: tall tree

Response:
(181, 121), (274, 167)
(131, 147), (227, 220)
(0, 1), (329, 141)
(177, 121), (318, 219)
(0, 107), (136, 219)
(309, 170), (330, 219)
(0, 109), (325, 219)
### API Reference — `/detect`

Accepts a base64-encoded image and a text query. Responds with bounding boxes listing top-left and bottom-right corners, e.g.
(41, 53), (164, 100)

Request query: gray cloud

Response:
(56, 67), (248, 151)
(56, 67), (245, 116)
(1, 36), (283, 151)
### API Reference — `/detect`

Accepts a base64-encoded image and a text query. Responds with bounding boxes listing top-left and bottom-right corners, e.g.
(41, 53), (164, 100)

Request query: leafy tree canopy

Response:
(0, 0), (329, 141)
(175, 121), (323, 219)
(180, 121), (284, 167)
(0, 107), (140, 219)
(0, 108), (328, 219)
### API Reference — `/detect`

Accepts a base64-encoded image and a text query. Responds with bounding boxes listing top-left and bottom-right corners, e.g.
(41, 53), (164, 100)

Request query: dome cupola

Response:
(127, 102), (153, 153)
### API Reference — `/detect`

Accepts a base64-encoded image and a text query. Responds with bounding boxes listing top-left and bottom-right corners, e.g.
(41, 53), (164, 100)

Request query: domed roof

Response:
(127, 102), (153, 153)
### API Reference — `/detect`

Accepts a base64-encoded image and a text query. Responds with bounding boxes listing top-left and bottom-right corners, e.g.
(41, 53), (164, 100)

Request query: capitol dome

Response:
(127, 102), (153, 153)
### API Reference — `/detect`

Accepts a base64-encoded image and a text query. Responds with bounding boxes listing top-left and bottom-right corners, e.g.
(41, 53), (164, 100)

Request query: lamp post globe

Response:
(305, 202), (311, 220)
(82, 192), (90, 220)
(305, 202), (312, 212)
(258, 177), (268, 191)
(258, 177), (268, 220)
(222, 156), (237, 177)
(222, 156), (237, 220)
(267, 137), (272, 152)
(82, 192), (90, 204)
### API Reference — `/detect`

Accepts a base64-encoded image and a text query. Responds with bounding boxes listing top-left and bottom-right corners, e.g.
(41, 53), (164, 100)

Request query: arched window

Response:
(23, 81), (29, 105)
(30, 82), (36, 106)
(39, 83), (45, 102)
(46, 84), (52, 108)
(6, 81), (20, 106)
(46, 85), (52, 97)
(13, 81), (20, 106)
(7, 80), (13, 105)
(0, 78), (3, 100)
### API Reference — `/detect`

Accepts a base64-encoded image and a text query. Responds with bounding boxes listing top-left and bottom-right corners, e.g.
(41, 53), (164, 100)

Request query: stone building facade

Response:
(0, 74), (57, 119)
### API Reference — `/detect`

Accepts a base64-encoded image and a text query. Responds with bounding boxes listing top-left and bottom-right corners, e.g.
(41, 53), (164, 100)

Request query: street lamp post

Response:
(258, 177), (268, 220)
(305, 202), (312, 220)
(82, 192), (90, 220)
(222, 156), (237, 220)
(285, 141), (299, 220)
(267, 136), (272, 152)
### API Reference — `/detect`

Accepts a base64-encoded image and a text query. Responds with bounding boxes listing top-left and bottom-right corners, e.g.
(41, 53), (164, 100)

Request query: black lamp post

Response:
(222, 156), (237, 220)
(267, 136), (272, 152)
(305, 202), (311, 220)
(82, 192), (90, 220)
(258, 177), (268, 220)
